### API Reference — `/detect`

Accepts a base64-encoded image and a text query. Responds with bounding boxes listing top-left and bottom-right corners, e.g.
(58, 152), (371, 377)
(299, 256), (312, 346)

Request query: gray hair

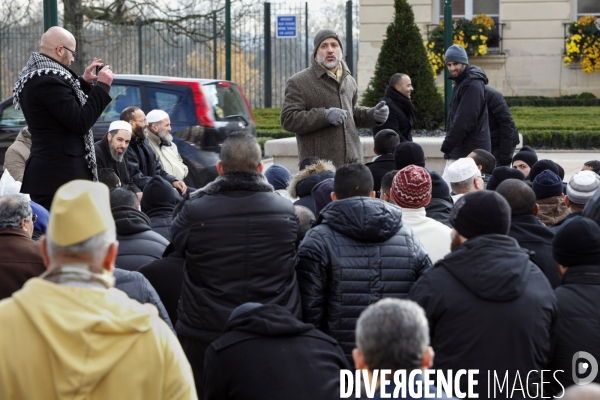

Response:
(46, 228), (116, 262)
(451, 175), (477, 193)
(356, 298), (429, 370)
(0, 194), (32, 230)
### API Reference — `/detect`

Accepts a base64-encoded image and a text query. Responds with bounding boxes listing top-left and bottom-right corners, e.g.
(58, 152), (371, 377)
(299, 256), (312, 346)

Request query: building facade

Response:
(357, 0), (600, 98)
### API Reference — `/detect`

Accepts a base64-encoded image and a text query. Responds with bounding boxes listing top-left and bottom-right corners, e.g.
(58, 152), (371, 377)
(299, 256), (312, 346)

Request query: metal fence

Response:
(0, 1), (359, 108)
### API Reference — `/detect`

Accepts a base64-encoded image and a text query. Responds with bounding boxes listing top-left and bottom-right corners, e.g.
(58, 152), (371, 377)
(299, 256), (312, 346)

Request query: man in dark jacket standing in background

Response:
(14, 27), (113, 209)
(496, 179), (561, 288)
(441, 45), (490, 186)
(203, 303), (349, 399)
(410, 190), (557, 399)
(171, 132), (301, 396)
(296, 162), (431, 364)
(548, 216), (600, 395)
(372, 73), (416, 142)
(485, 86), (519, 166)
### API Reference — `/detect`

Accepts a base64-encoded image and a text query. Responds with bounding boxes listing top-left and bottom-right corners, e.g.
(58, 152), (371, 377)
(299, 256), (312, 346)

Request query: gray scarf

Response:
(13, 52), (98, 182)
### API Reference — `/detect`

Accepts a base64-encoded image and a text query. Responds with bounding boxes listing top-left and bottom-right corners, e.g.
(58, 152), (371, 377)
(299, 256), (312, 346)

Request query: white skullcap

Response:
(146, 109), (170, 123)
(108, 120), (132, 134)
(447, 157), (480, 183)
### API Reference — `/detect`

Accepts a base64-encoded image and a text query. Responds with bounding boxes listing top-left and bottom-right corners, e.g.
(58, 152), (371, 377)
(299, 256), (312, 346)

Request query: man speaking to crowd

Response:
(13, 26), (113, 209)
(281, 29), (389, 167)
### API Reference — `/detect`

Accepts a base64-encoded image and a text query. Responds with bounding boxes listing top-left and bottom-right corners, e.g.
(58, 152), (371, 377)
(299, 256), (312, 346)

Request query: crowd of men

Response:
(1, 26), (600, 400)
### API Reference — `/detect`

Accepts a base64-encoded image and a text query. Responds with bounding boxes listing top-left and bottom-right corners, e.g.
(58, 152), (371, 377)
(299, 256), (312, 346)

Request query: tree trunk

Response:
(63, 0), (85, 74)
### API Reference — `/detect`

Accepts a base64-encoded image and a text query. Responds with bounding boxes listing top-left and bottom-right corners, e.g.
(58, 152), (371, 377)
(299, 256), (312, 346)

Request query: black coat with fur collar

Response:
(172, 171), (302, 342)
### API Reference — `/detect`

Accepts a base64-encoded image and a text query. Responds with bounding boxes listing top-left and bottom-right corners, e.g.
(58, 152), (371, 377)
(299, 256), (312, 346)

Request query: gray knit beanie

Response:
(445, 44), (468, 64)
(567, 170), (600, 205)
(313, 29), (343, 57)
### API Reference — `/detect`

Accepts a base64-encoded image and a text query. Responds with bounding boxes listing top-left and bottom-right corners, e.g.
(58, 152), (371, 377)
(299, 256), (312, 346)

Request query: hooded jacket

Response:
(94, 133), (140, 192)
(296, 197), (432, 362)
(425, 171), (453, 227)
(288, 160), (336, 215)
(508, 214), (561, 288)
(171, 171), (301, 343)
(485, 86), (519, 165)
(372, 85), (415, 142)
(547, 265), (600, 395)
(441, 65), (491, 160)
(536, 196), (570, 227)
(3, 127), (31, 182)
(112, 205), (169, 271)
(140, 176), (181, 241)
(0, 278), (196, 400)
(410, 234), (557, 399)
(203, 304), (349, 400)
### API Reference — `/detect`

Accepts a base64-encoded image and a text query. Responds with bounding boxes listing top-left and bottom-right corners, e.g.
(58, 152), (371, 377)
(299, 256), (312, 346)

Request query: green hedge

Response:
(505, 92), (599, 107)
(522, 131), (600, 149)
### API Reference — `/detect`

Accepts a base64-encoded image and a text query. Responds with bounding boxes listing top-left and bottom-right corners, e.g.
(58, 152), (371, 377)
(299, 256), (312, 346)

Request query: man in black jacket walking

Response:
(203, 303), (349, 400)
(441, 45), (491, 186)
(496, 179), (561, 288)
(548, 216), (600, 395)
(372, 73), (415, 142)
(296, 162), (431, 364)
(410, 190), (557, 399)
(14, 27), (113, 209)
(171, 132), (301, 395)
(485, 86), (520, 166)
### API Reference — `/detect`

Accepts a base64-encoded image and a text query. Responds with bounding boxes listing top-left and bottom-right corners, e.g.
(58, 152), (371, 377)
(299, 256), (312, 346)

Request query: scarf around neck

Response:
(13, 52), (98, 182)
(41, 264), (115, 289)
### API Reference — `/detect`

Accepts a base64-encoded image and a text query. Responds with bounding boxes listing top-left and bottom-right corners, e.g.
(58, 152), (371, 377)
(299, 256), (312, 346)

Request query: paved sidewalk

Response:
(535, 151), (599, 181)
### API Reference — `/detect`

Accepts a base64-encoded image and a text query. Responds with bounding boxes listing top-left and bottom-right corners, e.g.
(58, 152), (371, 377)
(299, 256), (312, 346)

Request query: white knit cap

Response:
(108, 120), (132, 134)
(146, 109), (170, 123)
(567, 170), (600, 205)
(447, 157), (480, 183)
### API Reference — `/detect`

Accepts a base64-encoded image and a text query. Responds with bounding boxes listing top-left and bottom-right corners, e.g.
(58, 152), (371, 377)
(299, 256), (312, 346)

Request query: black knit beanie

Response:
(553, 216), (600, 267)
(450, 191), (511, 239)
(487, 166), (525, 191)
(532, 170), (563, 200)
(528, 160), (560, 183)
(395, 142), (426, 169)
(512, 147), (538, 169)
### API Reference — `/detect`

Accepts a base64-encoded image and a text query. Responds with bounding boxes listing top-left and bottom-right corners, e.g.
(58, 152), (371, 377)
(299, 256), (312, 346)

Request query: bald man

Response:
(13, 26), (114, 209)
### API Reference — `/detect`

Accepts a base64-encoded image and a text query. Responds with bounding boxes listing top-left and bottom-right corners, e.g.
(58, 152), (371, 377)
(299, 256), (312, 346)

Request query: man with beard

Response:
(146, 109), (188, 182)
(120, 106), (186, 194)
(94, 120), (141, 195)
(372, 73), (416, 142)
(281, 29), (389, 167)
(440, 45), (491, 187)
(409, 190), (557, 399)
(13, 26), (113, 209)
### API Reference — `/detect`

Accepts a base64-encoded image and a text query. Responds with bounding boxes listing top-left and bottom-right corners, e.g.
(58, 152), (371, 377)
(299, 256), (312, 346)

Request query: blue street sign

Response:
(277, 15), (297, 38)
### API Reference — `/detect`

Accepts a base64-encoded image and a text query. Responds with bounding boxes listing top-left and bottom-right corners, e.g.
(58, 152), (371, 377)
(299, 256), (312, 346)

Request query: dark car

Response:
(0, 75), (256, 188)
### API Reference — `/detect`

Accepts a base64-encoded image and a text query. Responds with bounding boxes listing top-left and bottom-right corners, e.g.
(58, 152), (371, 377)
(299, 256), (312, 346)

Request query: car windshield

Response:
(202, 83), (251, 122)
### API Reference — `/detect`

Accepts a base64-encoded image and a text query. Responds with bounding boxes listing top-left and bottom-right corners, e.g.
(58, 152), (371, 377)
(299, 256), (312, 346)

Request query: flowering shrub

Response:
(563, 15), (600, 74)
(424, 14), (495, 75)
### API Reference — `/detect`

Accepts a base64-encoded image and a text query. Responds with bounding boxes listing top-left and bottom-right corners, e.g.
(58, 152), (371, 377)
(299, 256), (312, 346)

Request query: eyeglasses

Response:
(31, 214), (38, 223)
(62, 46), (77, 58)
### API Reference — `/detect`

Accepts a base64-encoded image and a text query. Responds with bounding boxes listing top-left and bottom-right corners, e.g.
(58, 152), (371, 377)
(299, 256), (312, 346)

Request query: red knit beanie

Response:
(391, 165), (432, 208)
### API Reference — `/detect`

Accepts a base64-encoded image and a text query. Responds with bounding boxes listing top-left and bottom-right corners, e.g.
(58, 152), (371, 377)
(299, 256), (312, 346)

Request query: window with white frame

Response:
(576, 0), (600, 19)
(438, 0), (501, 49)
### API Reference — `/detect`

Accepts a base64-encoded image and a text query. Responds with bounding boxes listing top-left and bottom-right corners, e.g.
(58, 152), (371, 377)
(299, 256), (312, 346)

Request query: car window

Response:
(0, 103), (26, 126)
(98, 84), (141, 122)
(202, 83), (251, 122)
(147, 86), (197, 125)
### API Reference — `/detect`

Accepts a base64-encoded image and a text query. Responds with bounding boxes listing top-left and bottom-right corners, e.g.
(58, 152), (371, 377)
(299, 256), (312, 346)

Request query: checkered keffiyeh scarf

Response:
(13, 52), (98, 182)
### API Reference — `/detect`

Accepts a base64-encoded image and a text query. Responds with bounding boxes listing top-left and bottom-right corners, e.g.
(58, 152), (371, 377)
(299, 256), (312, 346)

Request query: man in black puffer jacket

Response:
(296, 163), (431, 363)
(441, 45), (491, 184)
(140, 176), (181, 241)
(547, 216), (600, 395)
(485, 86), (520, 167)
(110, 187), (169, 271)
(171, 133), (301, 396)
(410, 191), (557, 399)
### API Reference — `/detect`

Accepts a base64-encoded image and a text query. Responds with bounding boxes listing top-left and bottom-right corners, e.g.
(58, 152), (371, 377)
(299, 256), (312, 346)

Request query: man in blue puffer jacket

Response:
(296, 162), (432, 364)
